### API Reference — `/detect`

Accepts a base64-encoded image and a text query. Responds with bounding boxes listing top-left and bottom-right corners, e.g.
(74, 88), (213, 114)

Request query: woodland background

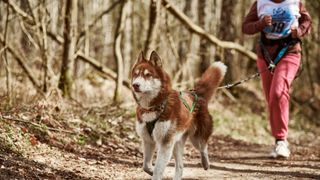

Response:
(1, 0), (319, 122)
(0, 0), (319, 179)
(1, 0), (319, 120)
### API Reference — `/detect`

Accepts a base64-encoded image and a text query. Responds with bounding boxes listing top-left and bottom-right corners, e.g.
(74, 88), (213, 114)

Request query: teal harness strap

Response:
(260, 37), (301, 72)
(273, 45), (290, 65)
(179, 91), (198, 113)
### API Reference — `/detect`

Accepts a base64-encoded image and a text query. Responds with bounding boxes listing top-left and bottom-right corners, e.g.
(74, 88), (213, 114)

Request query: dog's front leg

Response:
(173, 135), (187, 180)
(142, 140), (156, 176)
(152, 142), (175, 180)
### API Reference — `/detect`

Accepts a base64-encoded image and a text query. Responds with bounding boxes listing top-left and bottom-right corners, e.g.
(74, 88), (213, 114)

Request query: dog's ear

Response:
(134, 51), (145, 65)
(149, 51), (162, 67)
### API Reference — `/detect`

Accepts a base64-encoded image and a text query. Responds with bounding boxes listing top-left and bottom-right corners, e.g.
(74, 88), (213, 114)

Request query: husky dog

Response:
(131, 51), (227, 180)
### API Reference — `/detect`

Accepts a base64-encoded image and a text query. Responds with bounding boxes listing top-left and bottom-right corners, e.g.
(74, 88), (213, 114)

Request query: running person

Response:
(242, 0), (312, 158)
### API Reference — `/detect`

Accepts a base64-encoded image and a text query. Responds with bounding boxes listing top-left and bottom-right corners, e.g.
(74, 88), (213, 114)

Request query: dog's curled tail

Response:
(194, 62), (227, 101)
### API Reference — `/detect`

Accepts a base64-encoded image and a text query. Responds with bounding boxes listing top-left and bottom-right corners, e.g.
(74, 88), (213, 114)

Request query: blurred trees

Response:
(0, 0), (319, 123)
(58, 0), (78, 97)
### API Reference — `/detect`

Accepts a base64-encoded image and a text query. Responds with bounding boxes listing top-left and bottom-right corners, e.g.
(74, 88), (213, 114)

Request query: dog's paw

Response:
(201, 154), (210, 170)
(201, 160), (209, 170)
(143, 167), (153, 176)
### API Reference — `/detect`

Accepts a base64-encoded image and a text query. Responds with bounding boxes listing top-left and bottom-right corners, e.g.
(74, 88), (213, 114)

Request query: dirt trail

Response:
(1, 135), (319, 180)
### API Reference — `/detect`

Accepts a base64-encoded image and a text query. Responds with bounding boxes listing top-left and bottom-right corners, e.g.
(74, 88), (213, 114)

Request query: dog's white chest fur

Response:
(153, 121), (172, 142)
(141, 111), (158, 122)
(135, 111), (158, 142)
(136, 121), (155, 143)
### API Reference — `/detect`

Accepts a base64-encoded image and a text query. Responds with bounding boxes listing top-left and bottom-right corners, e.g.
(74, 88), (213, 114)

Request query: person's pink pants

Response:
(257, 53), (301, 140)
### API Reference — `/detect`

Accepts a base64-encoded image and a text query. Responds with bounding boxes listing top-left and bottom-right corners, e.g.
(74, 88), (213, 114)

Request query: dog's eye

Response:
(145, 73), (152, 77)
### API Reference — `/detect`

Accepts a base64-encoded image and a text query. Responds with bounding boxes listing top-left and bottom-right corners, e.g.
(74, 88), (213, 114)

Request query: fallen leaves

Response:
(29, 135), (38, 146)
(21, 127), (28, 133)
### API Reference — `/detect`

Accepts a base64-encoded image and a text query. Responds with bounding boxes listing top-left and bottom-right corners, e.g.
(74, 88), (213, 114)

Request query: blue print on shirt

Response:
(264, 7), (295, 38)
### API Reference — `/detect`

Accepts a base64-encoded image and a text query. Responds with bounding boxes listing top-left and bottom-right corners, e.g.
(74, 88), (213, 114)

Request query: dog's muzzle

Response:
(132, 83), (141, 92)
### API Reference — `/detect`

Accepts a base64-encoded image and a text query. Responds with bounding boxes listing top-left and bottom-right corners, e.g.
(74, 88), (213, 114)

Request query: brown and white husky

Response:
(131, 51), (226, 180)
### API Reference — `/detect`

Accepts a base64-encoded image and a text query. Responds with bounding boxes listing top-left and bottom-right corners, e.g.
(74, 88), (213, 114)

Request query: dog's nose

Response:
(132, 83), (140, 92)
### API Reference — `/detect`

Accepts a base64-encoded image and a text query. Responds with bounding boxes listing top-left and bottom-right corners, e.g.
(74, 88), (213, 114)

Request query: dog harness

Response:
(144, 91), (198, 136)
(145, 100), (167, 136)
(179, 91), (198, 113)
(260, 34), (301, 72)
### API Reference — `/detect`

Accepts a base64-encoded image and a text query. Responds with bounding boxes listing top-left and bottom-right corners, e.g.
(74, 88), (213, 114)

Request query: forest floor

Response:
(0, 95), (319, 180)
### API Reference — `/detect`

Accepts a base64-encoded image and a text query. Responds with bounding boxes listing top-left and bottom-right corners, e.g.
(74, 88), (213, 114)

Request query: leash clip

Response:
(268, 63), (275, 73)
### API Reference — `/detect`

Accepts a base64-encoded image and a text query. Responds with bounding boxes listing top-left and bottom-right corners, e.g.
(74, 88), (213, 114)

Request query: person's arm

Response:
(297, 2), (312, 37)
(242, 1), (267, 35)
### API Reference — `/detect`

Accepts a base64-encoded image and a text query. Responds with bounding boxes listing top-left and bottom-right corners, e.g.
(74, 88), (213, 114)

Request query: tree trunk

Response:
(74, 0), (91, 78)
(238, 0), (255, 77)
(317, 9), (320, 82)
(144, 0), (161, 56)
(2, 4), (11, 105)
(198, 0), (210, 73)
(84, 0), (90, 57)
(219, 0), (236, 83)
(58, 0), (78, 97)
(123, 0), (133, 80)
(178, 0), (192, 63)
(178, 0), (201, 86)
(19, 0), (33, 53)
(113, 0), (129, 103)
(39, 0), (48, 92)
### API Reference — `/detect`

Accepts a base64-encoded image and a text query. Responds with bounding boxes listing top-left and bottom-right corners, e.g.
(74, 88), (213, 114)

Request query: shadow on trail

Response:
(218, 157), (320, 171)
(0, 152), (89, 180)
(181, 162), (320, 179)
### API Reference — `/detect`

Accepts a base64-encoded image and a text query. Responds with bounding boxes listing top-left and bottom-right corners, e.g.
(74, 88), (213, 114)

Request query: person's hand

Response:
(262, 15), (272, 27)
(291, 26), (299, 38)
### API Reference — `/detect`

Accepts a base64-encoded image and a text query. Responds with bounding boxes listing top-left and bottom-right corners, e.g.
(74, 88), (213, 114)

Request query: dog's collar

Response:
(144, 100), (167, 136)
(137, 97), (167, 111)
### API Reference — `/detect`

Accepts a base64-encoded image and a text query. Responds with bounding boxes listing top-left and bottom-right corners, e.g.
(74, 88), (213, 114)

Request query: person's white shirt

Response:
(257, 0), (300, 39)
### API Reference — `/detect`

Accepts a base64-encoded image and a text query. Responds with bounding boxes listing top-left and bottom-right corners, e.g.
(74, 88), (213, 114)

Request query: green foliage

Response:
(77, 134), (87, 145)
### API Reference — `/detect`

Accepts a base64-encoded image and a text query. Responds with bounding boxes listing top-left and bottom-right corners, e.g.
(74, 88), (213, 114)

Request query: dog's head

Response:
(131, 51), (167, 95)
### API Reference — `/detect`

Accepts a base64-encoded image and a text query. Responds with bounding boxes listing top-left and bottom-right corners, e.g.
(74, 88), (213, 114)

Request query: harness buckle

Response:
(268, 63), (276, 73)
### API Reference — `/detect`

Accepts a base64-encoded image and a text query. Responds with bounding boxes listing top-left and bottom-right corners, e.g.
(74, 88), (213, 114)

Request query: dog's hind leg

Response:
(173, 134), (187, 180)
(190, 136), (210, 170)
(143, 141), (156, 176)
(199, 142), (209, 170)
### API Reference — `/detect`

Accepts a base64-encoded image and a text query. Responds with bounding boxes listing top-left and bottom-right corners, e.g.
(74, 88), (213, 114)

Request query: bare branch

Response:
(0, 33), (41, 90)
(162, 0), (257, 61)
(47, 31), (64, 44)
(3, 0), (34, 23)
(77, 0), (122, 41)
(34, 0), (121, 46)
(76, 52), (130, 89)
(76, 52), (116, 78)
(3, 0), (64, 45)
(18, 17), (40, 50)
